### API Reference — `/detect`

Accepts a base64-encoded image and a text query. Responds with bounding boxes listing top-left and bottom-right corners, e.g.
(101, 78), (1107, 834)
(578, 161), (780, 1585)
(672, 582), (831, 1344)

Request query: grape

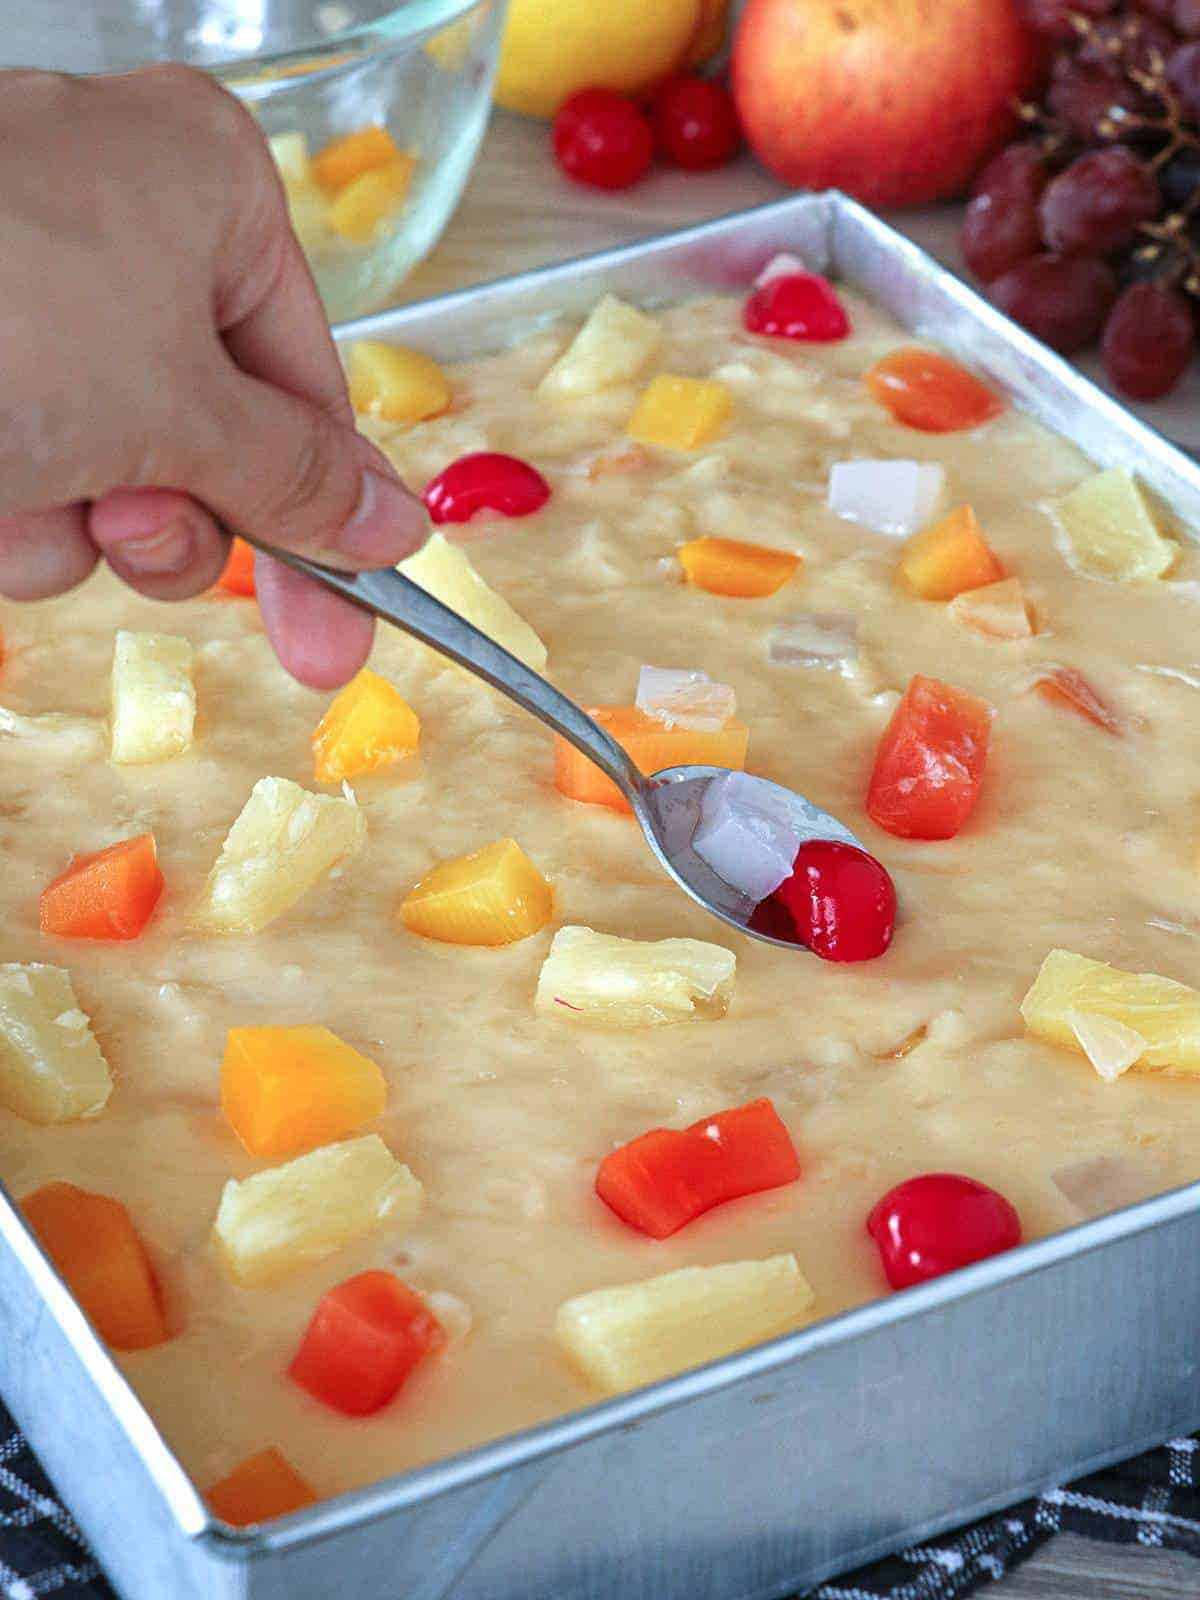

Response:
(1039, 148), (1160, 254)
(1046, 58), (1148, 141)
(1176, 0), (1200, 36)
(1102, 280), (1196, 398)
(1160, 145), (1200, 209)
(1135, 0), (1178, 19)
(1078, 16), (1178, 72)
(1016, 0), (1116, 40)
(961, 144), (1049, 281)
(990, 253), (1119, 353)
(1168, 41), (1200, 120)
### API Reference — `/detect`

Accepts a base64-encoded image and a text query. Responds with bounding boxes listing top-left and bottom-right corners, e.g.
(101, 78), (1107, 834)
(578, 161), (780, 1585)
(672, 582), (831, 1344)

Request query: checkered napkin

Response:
(0, 1403), (1198, 1600)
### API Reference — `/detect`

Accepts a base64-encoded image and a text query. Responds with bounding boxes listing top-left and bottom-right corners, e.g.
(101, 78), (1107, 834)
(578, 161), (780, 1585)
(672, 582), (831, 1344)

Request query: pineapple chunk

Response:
(213, 1134), (422, 1286)
(535, 925), (735, 1025)
(399, 533), (548, 673)
(284, 180), (333, 254)
(627, 375), (733, 451)
(0, 964), (111, 1124)
(538, 296), (661, 400)
(948, 577), (1034, 639)
(1021, 949), (1200, 1074)
(1051, 468), (1177, 583)
(110, 630), (195, 764)
(269, 131), (311, 186)
(312, 669), (420, 784)
(191, 777), (365, 934)
(400, 837), (552, 946)
(348, 341), (450, 423)
(1068, 1010), (1146, 1083)
(557, 1255), (814, 1394)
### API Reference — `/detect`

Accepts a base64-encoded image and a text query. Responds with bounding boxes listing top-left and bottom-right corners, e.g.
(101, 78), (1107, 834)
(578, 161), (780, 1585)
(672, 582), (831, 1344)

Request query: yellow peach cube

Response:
(400, 838), (552, 947)
(348, 341), (451, 423)
(328, 158), (414, 244)
(221, 1024), (387, 1159)
(312, 125), (403, 192)
(898, 505), (1004, 602)
(627, 375), (733, 451)
(312, 670), (420, 784)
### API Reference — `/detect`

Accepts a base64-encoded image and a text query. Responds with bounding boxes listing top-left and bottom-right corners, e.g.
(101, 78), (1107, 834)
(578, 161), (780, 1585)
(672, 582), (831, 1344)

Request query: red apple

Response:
(732, 0), (1040, 208)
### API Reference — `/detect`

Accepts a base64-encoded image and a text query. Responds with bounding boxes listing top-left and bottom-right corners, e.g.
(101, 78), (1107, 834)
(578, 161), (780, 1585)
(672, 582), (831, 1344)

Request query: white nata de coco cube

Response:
(828, 460), (945, 537)
(768, 613), (858, 673)
(635, 666), (736, 732)
(754, 252), (808, 286)
(692, 772), (803, 903)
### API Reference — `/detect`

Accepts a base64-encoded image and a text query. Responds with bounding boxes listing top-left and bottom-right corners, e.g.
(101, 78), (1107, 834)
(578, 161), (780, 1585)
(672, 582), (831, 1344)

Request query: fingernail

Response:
(113, 520), (196, 576)
(336, 469), (428, 566)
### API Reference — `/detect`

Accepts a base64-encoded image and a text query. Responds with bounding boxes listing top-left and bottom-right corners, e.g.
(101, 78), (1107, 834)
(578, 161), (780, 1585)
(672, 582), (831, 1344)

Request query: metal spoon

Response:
(243, 541), (870, 950)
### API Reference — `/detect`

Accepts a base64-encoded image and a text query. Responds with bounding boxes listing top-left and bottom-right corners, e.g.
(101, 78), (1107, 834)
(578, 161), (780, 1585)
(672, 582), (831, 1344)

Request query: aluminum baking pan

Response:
(3, 191), (1200, 1600)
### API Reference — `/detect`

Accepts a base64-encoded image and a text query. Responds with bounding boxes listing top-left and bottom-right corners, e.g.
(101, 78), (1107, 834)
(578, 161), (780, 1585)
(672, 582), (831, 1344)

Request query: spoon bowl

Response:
(241, 542), (879, 953)
(635, 765), (868, 948)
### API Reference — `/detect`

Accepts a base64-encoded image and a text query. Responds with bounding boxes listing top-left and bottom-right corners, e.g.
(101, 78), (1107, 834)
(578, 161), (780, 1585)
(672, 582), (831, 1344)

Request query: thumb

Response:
(186, 360), (428, 569)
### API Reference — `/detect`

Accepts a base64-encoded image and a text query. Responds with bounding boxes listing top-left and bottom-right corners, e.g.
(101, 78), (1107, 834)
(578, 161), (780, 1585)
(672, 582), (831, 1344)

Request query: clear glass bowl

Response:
(0, 0), (507, 321)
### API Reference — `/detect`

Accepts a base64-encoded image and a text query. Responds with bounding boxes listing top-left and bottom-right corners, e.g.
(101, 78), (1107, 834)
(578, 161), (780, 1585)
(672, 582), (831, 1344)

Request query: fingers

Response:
(88, 489), (230, 601)
(0, 506), (98, 600)
(192, 360), (428, 571)
(254, 552), (375, 690)
(220, 227), (355, 430)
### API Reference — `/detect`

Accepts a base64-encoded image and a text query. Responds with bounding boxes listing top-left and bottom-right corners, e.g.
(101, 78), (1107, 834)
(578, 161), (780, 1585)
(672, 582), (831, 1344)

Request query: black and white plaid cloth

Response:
(0, 1398), (1198, 1600)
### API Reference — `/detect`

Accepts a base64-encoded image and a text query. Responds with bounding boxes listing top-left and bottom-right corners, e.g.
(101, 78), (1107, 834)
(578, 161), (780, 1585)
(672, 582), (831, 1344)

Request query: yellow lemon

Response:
(495, 0), (702, 118)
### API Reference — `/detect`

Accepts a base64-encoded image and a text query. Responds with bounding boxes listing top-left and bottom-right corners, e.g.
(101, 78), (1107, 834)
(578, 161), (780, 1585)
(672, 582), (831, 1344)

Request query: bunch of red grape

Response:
(960, 0), (1200, 399)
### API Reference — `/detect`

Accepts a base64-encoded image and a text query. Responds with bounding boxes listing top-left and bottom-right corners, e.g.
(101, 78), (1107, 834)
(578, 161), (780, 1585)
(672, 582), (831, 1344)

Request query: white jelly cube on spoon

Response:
(828, 460), (945, 537)
(636, 666), (736, 732)
(692, 772), (803, 902)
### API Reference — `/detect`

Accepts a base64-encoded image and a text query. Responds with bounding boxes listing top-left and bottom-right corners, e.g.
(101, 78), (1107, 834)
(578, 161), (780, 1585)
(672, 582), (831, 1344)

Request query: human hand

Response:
(0, 66), (428, 688)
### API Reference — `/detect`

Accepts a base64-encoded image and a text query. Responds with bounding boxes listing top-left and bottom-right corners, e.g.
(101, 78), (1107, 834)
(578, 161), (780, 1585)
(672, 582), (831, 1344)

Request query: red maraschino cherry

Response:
(772, 839), (896, 962)
(423, 452), (550, 525)
(743, 273), (850, 342)
(866, 1173), (1022, 1291)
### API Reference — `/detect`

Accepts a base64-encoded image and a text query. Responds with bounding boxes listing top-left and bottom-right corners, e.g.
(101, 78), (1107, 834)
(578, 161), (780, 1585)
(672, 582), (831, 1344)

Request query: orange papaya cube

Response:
(1034, 666), (1120, 734)
(288, 1269), (445, 1416)
(627, 375), (732, 450)
(22, 1182), (169, 1351)
(949, 577), (1034, 639)
(866, 348), (1005, 433)
(207, 1448), (317, 1528)
(218, 538), (256, 597)
(328, 158), (414, 244)
(39, 832), (164, 942)
(554, 706), (750, 814)
(400, 838), (552, 946)
(312, 125), (403, 192)
(898, 505), (1005, 602)
(312, 669), (420, 785)
(221, 1024), (386, 1160)
(678, 536), (801, 599)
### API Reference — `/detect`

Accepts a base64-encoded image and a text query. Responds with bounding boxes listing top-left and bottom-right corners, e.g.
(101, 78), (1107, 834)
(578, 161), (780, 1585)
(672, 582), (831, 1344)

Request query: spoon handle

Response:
(242, 540), (643, 798)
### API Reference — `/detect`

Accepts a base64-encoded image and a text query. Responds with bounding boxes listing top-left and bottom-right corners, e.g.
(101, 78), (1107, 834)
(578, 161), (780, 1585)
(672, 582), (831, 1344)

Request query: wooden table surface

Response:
(392, 109), (1199, 1600)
